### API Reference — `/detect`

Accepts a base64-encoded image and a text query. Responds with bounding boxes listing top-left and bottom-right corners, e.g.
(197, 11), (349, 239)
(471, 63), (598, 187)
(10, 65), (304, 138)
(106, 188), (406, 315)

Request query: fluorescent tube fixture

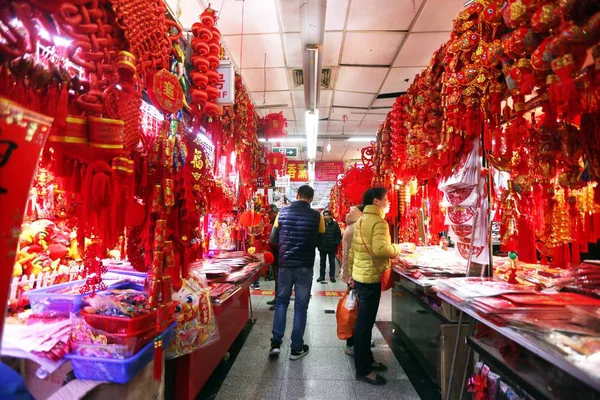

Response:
(347, 137), (375, 142)
(306, 110), (319, 160)
(269, 137), (306, 143)
(308, 161), (316, 182)
(306, 46), (319, 111)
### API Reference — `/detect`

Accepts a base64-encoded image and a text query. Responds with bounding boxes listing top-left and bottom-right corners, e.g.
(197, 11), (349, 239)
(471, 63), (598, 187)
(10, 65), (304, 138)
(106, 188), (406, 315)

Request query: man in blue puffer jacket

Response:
(269, 185), (325, 360)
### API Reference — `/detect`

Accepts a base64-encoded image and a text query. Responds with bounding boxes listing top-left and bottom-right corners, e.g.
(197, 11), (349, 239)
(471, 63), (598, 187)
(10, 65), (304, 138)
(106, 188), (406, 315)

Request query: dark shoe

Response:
(269, 344), (281, 357)
(290, 345), (310, 360)
(330, 278), (336, 283)
(251, 283), (260, 289)
(356, 373), (387, 386)
(371, 362), (388, 372)
(266, 299), (276, 305)
(269, 305), (275, 311)
(316, 277), (325, 283)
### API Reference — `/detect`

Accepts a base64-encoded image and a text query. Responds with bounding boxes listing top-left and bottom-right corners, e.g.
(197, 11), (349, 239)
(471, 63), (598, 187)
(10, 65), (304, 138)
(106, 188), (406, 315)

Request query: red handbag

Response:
(359, 219), (395, 291)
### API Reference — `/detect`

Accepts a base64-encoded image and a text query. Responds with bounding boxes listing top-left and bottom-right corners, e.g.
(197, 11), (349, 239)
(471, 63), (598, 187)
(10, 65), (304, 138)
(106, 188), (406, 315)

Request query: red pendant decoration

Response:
(147, 69), (185, 114)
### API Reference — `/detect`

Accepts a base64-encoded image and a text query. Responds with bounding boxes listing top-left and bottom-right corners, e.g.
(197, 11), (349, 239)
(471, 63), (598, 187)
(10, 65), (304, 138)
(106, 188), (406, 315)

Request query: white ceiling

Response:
(167, 0), (463, 162)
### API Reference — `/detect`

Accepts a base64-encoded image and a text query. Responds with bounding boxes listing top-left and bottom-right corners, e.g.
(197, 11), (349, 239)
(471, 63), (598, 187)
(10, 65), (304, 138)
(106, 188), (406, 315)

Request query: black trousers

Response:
(353, 281), (381, 377)
(319, 249), (337, 279)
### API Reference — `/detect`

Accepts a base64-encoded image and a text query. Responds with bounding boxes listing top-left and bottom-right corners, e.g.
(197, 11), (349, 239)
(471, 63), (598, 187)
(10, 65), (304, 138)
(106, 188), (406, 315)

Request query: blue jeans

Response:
(271, 267), (313, 351)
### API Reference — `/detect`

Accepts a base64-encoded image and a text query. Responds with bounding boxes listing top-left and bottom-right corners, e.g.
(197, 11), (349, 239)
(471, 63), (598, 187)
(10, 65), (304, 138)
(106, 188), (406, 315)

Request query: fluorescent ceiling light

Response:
(308, 161), (315, 181)
(305, 110), (319, 160)
(347, 137), (375, 142)
(268, 137), (306, 143)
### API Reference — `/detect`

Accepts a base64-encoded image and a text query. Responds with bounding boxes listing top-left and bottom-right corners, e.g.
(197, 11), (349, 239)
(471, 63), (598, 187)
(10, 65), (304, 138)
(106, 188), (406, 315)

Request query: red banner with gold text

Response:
(0, 98), (53, 341)
(286, 160), (308, 182)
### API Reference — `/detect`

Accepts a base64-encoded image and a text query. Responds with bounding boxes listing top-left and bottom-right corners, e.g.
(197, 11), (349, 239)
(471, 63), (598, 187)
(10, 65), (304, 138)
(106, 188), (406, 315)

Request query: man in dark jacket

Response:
(317, 210), (342, 283)
(269, 185), (324, 360)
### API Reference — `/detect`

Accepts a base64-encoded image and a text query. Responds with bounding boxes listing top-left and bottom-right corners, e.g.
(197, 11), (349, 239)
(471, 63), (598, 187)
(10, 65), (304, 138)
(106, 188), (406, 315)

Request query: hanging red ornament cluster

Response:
(260, 112), (288, 140)
(390, 96), (409, 179)
(365, 0), (600, 265)
(267, 151), (287, 178)
(190, 8), (222, 119)
(329, 164), (374, 221)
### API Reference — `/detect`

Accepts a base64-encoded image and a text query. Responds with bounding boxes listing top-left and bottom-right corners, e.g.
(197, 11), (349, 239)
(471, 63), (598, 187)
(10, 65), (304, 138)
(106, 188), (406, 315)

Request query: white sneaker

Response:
(290, 345), (310, 360)
(269, 344), (281, 357)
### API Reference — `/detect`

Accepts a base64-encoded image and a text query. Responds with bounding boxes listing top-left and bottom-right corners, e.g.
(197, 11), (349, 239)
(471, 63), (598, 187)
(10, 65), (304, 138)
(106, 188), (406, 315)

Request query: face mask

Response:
(383, 203), (390, 215)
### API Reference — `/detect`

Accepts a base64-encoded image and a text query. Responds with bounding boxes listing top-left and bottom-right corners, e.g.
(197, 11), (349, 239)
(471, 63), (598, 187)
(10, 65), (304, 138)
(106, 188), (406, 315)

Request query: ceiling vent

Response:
(292, 69), (332, 89)
(292, 70), (304, 89)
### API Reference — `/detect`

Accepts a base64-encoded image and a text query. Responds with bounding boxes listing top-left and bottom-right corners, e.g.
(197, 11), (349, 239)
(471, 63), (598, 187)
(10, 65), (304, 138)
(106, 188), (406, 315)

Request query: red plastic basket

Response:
(83, 311), (156, 335)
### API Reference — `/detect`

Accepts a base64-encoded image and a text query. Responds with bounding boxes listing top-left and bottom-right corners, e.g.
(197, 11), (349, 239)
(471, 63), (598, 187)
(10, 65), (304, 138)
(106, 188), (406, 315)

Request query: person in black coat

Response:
(317, 210), (342, 283)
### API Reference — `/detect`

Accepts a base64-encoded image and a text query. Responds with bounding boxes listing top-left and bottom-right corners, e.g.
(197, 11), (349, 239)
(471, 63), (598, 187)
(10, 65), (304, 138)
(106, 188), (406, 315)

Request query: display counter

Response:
(392, 269), (469, 400)
(438, 292), (600, 399)
(168, 262), (266, 400)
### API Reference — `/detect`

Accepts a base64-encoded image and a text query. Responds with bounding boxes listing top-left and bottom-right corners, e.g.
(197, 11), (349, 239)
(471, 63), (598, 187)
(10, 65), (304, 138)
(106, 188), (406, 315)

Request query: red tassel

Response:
(517, 215), (537, 263)
(55, 84), (69, 129)
(0, 68), (10, 96)
(586, 213), (594, 243)
(483, 124), (492, 151)
(572, 242), (581, 264)
(519, 72), (536, 96)
(552, 245), (565, 268)
(11, 81), (26, 105)
(153, 336), (162, 381)
(564, 243), (571, 265)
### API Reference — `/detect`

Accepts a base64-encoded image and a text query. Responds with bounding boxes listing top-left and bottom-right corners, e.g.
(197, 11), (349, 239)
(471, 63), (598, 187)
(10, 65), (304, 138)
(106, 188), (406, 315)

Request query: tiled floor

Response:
(213, 255), (421, 400)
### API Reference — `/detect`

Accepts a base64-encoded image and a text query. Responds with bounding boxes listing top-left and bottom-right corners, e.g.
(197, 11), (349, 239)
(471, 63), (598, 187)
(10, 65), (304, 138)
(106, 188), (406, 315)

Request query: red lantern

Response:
(240, 211), (262, 227)
(203, 101), (219, 117)
(261, 112), (287, 140)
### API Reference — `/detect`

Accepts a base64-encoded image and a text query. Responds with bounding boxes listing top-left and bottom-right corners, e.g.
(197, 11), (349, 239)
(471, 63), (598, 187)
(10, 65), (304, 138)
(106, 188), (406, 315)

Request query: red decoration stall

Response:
(0, 3), (274, 399)
(354, 1), (600, 399)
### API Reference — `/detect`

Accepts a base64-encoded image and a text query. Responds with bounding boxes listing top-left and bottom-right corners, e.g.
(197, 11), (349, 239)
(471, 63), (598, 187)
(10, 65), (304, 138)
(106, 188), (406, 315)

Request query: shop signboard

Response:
(272, 147), (298, 158)
(315, 161), (344, 181)
(287, 160), (309, 182)
(216, 60), (235, 105)
(275, 175), (290, 188)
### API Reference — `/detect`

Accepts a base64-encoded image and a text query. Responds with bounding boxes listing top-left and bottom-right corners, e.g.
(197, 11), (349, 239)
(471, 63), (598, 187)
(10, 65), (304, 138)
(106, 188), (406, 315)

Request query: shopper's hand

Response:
(348, 278), (354, 288)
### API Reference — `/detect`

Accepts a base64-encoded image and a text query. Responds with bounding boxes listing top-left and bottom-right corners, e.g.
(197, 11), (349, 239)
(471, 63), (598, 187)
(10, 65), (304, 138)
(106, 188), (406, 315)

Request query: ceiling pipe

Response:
(300, 0), (327, 162)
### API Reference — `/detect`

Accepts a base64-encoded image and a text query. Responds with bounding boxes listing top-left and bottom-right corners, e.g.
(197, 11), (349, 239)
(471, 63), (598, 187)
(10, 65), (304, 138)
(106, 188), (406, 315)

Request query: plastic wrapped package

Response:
(70, 314), (157, 359)
(166, 276), (219, 359)
(487, 371), (501, 400)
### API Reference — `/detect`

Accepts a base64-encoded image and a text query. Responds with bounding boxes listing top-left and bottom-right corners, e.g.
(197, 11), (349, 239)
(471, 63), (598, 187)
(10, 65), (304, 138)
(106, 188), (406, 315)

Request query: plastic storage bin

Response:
(66, 323), (175, 383)
(70, 325), (158, 359)
(27, 280), (138, 317)
(83, 311), (156, 335)
(81, 281), (157, 334)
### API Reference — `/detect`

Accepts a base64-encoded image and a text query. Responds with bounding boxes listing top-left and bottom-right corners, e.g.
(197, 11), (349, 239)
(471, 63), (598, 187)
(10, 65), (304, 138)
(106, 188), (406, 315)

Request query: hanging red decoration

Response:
(261, 112), (288, 140)
(147, 69), (185, 114)
(190, 7), (222, 120)
(240, 211), (262, 228)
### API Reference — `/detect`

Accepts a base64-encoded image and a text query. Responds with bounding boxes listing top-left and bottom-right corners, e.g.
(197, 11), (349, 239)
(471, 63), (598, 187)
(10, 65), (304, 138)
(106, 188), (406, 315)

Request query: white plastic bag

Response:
(344, 289), (357, 310)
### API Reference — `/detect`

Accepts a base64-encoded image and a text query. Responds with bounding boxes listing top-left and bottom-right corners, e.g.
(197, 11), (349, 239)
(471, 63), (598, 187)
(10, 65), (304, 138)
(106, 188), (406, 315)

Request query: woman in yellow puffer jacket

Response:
(348, 187), (400, 386)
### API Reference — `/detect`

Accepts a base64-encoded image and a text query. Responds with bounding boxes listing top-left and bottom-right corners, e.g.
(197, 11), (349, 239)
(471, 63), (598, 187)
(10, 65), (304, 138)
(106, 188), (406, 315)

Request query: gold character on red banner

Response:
(287, 163), (297, 179)
(298, 163), (308, 180)
(191, 148), (204, 171)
